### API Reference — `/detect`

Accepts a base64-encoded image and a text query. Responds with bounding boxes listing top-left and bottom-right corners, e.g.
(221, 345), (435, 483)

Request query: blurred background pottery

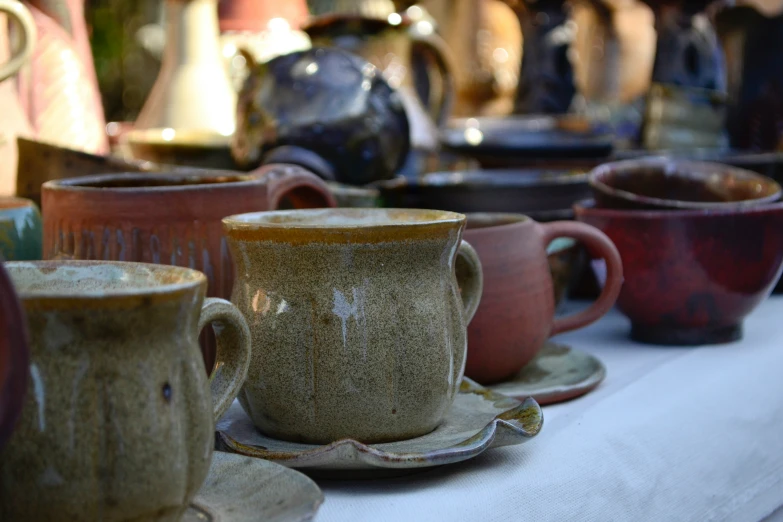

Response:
(233, 47), (410, 185)
(41, 166), (336, 370)
(327, 182), (381, 207)
(0, 196), (41, 260)
(575, 200), (783, 345)
(376, 169), (591, 221)
(0, 0), (35, 196)
(126, 128), (237, 170)
(440, 115), (614, 168)
(589, 157), (782, 210)
(135, 0), (236, 135)
(0, 259), (29, 452)
(462, 213), (623, 384)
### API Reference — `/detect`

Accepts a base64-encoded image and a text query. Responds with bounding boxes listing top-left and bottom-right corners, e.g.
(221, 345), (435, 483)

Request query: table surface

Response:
(311, 297), (783, 522)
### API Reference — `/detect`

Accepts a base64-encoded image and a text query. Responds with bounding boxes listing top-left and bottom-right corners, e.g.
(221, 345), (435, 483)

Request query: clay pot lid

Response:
(0, 259), (29, 452)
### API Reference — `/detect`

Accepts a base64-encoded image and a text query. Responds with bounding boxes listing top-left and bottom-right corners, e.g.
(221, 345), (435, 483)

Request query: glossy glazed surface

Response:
(223, 208), (483, 444)
(590, 157), (782, 210)
(42, 167), (335, 369)
(463, 213), (622, 384)
(0, 197), (42, 260)
(0, 261), (251, 521)
(575, 200), (783, 345)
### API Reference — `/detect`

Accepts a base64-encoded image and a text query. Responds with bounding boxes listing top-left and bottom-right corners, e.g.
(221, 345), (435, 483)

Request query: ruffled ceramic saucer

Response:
(216, 378), (543, 477)
(489, 342), (606, 406)
(184, 452), (323, 521)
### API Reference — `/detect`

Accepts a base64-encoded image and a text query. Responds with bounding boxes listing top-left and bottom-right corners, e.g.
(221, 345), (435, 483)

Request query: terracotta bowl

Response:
(126, 128), (238, 170)
(575, 199), (783, 345)
(589, 157), (782, 210)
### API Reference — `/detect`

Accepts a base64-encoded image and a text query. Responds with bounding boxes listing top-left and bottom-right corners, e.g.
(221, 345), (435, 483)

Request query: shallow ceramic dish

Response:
(589, 157), (782, 210)
(575, 199), (783, 345)
(217, 378), (543, 476)
(126, 128), (238, 170)
(489, 342), (606, 406)
(185, 452), (323, 521)
(0, 261), (29, 452)
(375, 169), (591, 221)
(441, 116), (614, 166)
(0, 197), (42, 261)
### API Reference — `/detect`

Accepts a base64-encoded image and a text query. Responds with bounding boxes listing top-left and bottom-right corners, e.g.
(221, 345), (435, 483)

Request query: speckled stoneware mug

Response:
(223, 208), (483, 444)
(0, 261), (251, 521)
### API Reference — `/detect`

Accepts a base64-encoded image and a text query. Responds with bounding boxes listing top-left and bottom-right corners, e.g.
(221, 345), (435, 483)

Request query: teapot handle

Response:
(410, 31), (456, 127)
(0, 0), (35, 82)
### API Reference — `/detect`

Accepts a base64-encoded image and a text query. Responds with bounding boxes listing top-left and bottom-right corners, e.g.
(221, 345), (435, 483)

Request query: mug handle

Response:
(455, 239), (483, 324)
(251, 163), (337, 210)
(410, 31), (456, 127)
(0, 0), (35, 82)
(198, 298), (252, 421)
(538, 221), (623, 336)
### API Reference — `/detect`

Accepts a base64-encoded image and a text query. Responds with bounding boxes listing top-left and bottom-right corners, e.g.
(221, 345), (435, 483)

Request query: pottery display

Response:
(589, 158), (782, 210)
(575, 200), (783, 345)
(0, 0), (35, 196)
(17, 1), (109, 156)
(375, 169), (592, 221)
(489, 342), (606, 406)
(42, 167), (336, 370)
(304, 14), (454, 157)
(217, 378), (543, 476)
(223, 208), (483, 444)
(441, 116), (614, 168)
(462, 213), (622, 384)
(0, 196), (41, 260)
(0, 260), (251, 520)
(136, 0), (236, 136)
(233, 47), (411, 185)
(185, 452), (324, 522)
(0, 260), (28, 452)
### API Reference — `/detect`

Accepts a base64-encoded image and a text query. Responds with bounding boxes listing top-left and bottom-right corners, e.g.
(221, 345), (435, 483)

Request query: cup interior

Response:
(58, 173), (254, 190)
(226, 208), (464, 227)
(594, 160), (780, 204)
(6, 261), (204, 298)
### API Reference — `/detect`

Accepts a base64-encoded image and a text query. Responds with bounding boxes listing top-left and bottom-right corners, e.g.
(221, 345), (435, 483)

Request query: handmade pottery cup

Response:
(576, 200), (783, 345)
(0, 196), (42, 261)
(589, 157), (782, 210)
(463, 214), (623, 384)
(0, 261), (251, 521)
(223, 208), (483, 444)
(42, 166), (336, 371)
(0, 261), (28, 452)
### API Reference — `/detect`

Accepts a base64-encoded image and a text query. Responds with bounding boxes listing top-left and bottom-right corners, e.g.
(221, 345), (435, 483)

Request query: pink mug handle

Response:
(251, 163), (337, 210)
(538, 221), (623, 336)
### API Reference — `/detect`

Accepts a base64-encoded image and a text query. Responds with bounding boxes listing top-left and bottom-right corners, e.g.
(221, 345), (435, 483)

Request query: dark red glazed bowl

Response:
(589, 158), (782, 210)
(575, 199), (783, 345)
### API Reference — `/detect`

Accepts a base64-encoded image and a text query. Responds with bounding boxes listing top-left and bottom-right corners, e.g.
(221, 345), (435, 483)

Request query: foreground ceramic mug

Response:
(0, 261), (251, 521)
(463, 214), (623, 384)
(223, 208), (483, 444)
(42, 165), (336, 370)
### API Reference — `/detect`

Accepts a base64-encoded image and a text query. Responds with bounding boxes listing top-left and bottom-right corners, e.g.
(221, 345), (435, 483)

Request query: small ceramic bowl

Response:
(126, 128), (237, 170)
(0, 197), (42, 261)
(589, 157), (782, 210)
(575, 199), (783, 345)
(375, 169), (591, 221)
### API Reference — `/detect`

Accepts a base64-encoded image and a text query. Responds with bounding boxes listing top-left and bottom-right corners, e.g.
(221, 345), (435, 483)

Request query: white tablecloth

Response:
(313, 297), (783, 522)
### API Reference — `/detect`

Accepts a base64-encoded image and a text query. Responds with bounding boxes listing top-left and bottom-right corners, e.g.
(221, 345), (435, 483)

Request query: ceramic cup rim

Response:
(4, 260), (206, 301)
(573, 198), (783, 219)
(589, 157), (783, 210)
(43, 171), (260, 193)
(224, 208), (466, 229)
(0, 197), (36, 211)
